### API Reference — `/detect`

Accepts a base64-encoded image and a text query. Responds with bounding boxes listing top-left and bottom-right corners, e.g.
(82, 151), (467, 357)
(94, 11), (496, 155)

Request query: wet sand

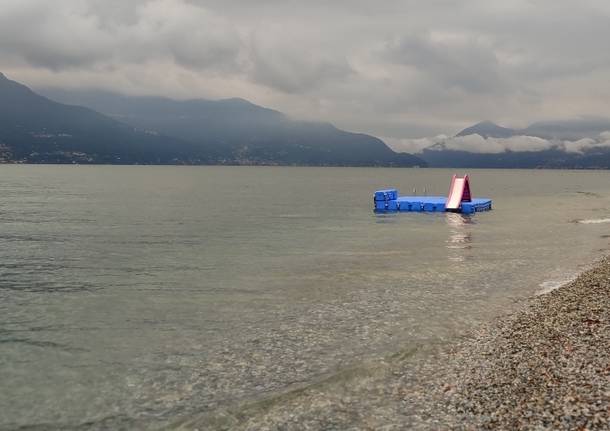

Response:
(175, 257), (610, 430)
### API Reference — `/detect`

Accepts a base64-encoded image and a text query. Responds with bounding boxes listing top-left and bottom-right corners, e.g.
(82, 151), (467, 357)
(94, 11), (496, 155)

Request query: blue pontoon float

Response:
(374, 175), (492, 214)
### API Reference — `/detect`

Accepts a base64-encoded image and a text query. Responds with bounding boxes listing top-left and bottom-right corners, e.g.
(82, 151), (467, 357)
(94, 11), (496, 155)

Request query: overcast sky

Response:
(1, 0), (610, 138)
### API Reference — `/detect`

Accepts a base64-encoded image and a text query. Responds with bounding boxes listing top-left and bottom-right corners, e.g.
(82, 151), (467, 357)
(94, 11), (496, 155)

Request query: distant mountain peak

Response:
(0, 72), (7, 80)
(456, 121), (516, 138)
(221, 97), (252, 105)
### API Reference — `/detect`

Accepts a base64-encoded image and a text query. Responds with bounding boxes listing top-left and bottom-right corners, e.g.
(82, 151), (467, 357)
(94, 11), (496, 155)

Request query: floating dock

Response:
(374, 175), (492, 214)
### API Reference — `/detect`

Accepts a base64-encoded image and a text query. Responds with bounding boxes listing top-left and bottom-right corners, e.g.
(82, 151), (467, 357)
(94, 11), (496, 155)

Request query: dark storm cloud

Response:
(1, 0), (610, 140)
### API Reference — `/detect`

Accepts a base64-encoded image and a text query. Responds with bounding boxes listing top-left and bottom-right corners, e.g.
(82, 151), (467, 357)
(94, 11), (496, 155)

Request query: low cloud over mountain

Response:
(387, 132), (610, 155)
(386, 119), (610, 155)
(385, 119), (610, 168)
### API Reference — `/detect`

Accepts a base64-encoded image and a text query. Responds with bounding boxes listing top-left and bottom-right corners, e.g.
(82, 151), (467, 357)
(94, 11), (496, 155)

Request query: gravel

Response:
(441, 256), (610, 430)
(174, 257), (610, 430)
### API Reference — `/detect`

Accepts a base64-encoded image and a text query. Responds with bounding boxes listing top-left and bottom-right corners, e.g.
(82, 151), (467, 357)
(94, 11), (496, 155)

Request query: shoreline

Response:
(177, 256), (610, 430)
(436, 255), (610, 429)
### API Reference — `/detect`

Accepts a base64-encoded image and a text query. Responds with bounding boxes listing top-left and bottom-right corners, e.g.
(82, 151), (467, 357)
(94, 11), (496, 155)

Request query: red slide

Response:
(446, 174), (472, 210)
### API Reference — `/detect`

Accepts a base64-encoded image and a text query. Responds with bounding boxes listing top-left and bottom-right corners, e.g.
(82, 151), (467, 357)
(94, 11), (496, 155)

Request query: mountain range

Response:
(456, 119), (610, 140)
(0, 72), (424, 167)
(456, 120), (516, 139)
(4, 71), (610, 169)
(0, 73), (201, 164)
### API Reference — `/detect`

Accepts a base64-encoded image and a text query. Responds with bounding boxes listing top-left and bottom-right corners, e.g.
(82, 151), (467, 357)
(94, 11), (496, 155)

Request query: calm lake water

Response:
(2, 166), (610, 429)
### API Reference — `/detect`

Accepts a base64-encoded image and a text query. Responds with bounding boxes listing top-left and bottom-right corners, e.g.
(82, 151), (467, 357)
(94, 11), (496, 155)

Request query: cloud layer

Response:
(385, 132), (610, 154)
(1, 0), (610, 138)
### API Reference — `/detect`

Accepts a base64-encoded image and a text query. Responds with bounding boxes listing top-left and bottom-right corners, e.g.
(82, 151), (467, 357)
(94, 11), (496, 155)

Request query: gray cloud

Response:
(248, 32), (353, 93)
(0, 0), (243, 71)
(1, 0), (610, 139)
(382, 33), (507, 94)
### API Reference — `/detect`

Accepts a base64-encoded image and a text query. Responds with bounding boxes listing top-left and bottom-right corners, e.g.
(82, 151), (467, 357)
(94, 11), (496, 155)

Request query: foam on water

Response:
(537, 273), (580, 295)
(576, 217), (610, 224)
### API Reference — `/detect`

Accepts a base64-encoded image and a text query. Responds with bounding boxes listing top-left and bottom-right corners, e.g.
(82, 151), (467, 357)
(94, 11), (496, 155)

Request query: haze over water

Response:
(2, 166), (610, 429)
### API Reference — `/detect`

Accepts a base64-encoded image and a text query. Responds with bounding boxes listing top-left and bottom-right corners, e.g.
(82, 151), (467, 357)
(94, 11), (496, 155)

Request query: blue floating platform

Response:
(374, 189), (398, 201)
(375, 176), (491, 214)
(374, 194), (492, 214)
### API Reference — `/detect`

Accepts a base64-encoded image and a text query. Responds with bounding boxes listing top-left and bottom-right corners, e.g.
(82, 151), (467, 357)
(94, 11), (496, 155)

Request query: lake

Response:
(1, 165), (610, 429)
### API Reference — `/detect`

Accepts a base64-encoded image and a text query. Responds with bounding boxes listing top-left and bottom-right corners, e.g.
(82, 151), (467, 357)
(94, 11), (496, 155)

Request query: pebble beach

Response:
(177, 257), (610, 430)
(439, 256), (610, 430)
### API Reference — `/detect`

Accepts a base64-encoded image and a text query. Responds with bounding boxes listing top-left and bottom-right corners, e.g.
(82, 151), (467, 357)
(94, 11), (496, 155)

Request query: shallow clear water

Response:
(1, 166), (610, 429)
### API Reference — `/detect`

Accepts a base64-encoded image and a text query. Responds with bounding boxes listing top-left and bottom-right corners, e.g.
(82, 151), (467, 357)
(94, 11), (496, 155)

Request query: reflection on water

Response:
(446, 213), (473, 262)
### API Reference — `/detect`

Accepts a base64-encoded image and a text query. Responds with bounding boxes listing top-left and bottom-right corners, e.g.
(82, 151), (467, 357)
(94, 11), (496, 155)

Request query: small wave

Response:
(575, 217), (610, 224)
(275, 214), (317, 219)
(537, 276), (577, 295)
(537, 255), (606, 295)
(575, 191), (603, 198)
(0, 337), (88, 353)
(536, 264), (594, 295)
